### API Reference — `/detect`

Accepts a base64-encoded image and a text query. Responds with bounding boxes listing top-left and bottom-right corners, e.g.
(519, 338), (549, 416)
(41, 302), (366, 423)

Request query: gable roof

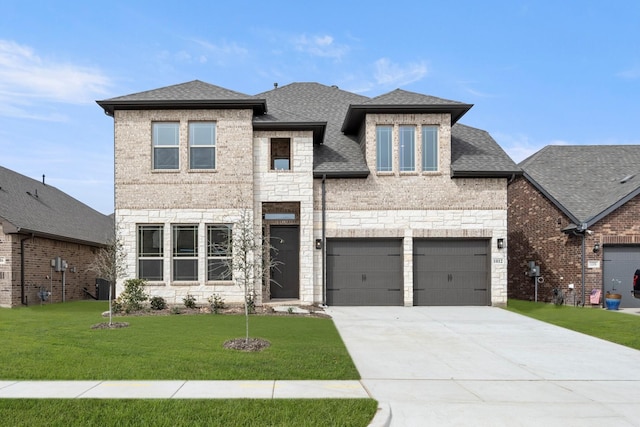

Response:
(519, 145), (640, 227)
(97, 80), (267, 116)
(0, 166), (113, 246)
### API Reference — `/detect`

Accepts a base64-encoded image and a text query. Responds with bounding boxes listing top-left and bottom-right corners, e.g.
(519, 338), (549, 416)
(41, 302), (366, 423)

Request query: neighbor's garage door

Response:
(413, 239), (490, 306)
(603, 246), (640, 309)
(326, 239), (403, 306)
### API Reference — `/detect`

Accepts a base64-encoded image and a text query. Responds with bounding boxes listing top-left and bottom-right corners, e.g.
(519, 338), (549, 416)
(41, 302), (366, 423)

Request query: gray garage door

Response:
(413, 239), (490, 306)
(326, 239), (403, 306)
(602, 246), (640, 309)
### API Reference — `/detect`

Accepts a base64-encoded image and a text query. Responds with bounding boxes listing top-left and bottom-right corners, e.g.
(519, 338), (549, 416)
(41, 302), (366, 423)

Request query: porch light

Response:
(497, 238), (505, 249)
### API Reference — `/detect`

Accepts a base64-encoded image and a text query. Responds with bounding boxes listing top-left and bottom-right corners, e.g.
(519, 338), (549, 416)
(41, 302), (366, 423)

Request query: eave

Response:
(96, 99), (267, 117)
(253, 121), (327, 145)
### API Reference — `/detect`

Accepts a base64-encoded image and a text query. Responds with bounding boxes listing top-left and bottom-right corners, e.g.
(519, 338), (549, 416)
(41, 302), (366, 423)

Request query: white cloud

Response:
(188, 38), (249, 64)
(616, 65), (640, 79)
(293, 34), (349, 59)
(0, 40), (111, 119)
(373, 58), (428, 87)
(491, 132), (570, 163)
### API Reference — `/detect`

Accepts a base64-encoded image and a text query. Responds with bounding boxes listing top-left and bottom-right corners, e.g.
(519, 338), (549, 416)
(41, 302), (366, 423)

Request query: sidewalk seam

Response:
(77, 381), (103, 398)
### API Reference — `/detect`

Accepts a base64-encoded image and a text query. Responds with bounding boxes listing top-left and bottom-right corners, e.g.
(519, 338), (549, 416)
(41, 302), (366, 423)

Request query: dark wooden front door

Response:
(270, 225), (299, 299)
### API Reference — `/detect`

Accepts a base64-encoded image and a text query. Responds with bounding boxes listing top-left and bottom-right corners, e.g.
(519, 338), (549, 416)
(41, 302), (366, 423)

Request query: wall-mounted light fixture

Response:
(593, 243), (600, 253)
(315, 239), (323, 250)
(497, 238), (505, 249)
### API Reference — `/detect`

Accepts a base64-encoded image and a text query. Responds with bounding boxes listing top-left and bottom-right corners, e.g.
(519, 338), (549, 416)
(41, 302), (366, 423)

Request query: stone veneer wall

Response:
(0, 231), (101, 307)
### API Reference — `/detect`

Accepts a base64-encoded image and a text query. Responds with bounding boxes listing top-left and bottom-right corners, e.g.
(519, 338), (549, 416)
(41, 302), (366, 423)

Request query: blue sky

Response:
(1, 1), (639, 214)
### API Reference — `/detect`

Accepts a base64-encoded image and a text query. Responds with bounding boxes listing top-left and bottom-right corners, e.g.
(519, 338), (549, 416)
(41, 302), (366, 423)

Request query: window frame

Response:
(376, 126), (393, 172)
(152, 122), (180, 170)
(399, 126), (416, 172)
(207, 224), (233, 281)
(270, 138), (291, 171)
(189, 122), (216, 170)
(172, 225), (198, 281)
(137, 225), (164, 281)
(422, 125), (438, 172)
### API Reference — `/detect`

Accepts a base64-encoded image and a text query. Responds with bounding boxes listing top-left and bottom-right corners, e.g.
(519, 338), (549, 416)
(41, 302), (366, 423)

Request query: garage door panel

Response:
(603, 246), (640, 309)
(327, 239), (403, 306)
(414, 239), (489, 306)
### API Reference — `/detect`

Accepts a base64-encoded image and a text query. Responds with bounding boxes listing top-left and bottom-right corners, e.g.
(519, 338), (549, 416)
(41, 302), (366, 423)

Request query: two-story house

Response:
(97, 80), (519, 307)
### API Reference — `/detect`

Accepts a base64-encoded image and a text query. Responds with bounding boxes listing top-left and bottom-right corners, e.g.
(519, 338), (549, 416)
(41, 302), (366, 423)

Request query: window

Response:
(138, 225), (163, 281)
(152, 123), (179, 170)
(399, 126), (415, 172)
(189, 122), (216, 169)
(422, 126), (438, 171)
(271, 138), (291, 170)
(172, 225), (198, 281)
(376, 126), (393, 172)
(207, 225), (232, 280)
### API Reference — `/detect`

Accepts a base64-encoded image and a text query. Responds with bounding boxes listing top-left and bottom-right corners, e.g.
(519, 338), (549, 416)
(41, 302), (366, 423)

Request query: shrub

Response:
(183, 294), (197, 309)
(208, 294), (225, 314)
(150, 296), (167, 311)
(115, 279), (148, 313)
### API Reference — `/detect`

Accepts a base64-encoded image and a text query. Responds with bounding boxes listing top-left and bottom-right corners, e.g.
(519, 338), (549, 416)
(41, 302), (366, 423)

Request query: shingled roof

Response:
(519, 145), (640, 227)
(0, 166), (113, 246)
(98, 80), (519, 178)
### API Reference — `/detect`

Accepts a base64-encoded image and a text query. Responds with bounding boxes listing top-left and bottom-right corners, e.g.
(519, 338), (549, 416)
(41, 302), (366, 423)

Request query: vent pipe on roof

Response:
(42, 174), (45, 185)
(273, 82), (278, 89)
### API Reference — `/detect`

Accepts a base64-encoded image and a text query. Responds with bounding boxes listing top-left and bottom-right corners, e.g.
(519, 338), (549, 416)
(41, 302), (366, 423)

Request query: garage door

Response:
(603, 246), (640, 309)
(326, 239), (403, 306)
(413, 239), (489, 306)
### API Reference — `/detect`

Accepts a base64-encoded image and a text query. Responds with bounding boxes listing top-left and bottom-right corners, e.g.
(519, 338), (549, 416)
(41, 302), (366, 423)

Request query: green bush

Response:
(115, 279), (149, 313)
(208, 294), (225, 314)
(183, 294), (197, 309)
(150, 296), (167, 311)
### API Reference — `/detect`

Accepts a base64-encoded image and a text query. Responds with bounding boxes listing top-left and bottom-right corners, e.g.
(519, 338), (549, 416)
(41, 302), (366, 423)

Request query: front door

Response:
(270, 225), (299, 299)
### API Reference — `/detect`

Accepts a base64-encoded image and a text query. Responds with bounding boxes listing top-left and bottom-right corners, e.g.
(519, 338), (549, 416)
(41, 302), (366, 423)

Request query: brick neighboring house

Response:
(0, 166), (114, 307)
(508, 145), (640, 308)
(97, 80), (519, 307)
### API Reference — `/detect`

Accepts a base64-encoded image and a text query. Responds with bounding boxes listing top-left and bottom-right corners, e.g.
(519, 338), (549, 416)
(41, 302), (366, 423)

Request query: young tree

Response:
(211, 209), (282, 345)
(87, 228), (127, 326)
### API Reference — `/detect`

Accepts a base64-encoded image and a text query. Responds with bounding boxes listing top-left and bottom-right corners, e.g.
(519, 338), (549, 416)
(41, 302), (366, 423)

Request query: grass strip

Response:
(0, 399), (378, 427)
(506, 299), (640, 350)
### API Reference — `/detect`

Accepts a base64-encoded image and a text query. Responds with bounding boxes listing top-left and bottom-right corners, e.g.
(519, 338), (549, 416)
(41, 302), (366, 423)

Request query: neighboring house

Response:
(97, 80), (519, 307)
(508, 145), (640, 308)
(0, 166), (114, 307)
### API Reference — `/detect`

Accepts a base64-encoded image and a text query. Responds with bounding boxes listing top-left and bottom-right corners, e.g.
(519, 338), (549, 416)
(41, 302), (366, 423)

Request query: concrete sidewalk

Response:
(0, 380), (370, 399)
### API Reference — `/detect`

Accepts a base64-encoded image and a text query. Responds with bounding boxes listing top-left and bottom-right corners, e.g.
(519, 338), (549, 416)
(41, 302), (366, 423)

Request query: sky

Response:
(1, 1), (639, 214)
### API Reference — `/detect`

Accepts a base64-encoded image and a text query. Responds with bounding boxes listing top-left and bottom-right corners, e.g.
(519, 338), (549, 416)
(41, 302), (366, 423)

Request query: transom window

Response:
(152, 122), (179, 170)
(189, 122), (216, 169)
(376, 126), (393, 172)
(271, 138), (291, 170)
(207, 225), (232, 280)
(172, 225), (198, 281)
(137, 225), (164, 281)
(422, 126), (438, 171)
(399, 126), (415, 172)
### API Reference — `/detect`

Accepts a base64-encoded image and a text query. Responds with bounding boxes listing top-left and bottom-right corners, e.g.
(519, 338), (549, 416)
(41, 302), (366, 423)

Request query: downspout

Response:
(20, 234), (34, 305)
(581, 232), (586, 307)
(322, 174), (327, 306)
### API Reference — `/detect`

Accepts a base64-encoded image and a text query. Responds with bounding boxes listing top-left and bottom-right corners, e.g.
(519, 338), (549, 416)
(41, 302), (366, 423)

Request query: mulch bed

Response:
(223, 338), (271, 352)
(91, 322), (130, 329)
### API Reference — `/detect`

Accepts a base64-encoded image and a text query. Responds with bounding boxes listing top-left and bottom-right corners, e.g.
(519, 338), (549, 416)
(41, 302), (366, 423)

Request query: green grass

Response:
(0, 399), (378, 427)
(0, 301), (359, 380)
(506, 299), (640, 350)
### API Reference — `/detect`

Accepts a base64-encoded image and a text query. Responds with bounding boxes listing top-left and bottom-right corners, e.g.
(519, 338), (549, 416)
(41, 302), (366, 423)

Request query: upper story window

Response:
(138, 225), (164, 281)
(422, 126), (438, 171)
(376, 126), (393, 172)
(399, 126), (415, 172)
(152, 122), (179, 170)
(189, 122), (216, 169)
(271, 138), (291, 170)
(172, 225), (198, 281)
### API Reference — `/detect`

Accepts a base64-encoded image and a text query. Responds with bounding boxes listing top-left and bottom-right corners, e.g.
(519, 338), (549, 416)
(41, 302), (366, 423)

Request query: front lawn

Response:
(506, 299), (640, 350)
(0, 301), (359, 380)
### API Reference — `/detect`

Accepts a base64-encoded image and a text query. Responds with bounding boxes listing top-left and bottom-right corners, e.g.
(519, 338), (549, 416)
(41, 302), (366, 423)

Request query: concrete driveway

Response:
(326, 306), (640, 427)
